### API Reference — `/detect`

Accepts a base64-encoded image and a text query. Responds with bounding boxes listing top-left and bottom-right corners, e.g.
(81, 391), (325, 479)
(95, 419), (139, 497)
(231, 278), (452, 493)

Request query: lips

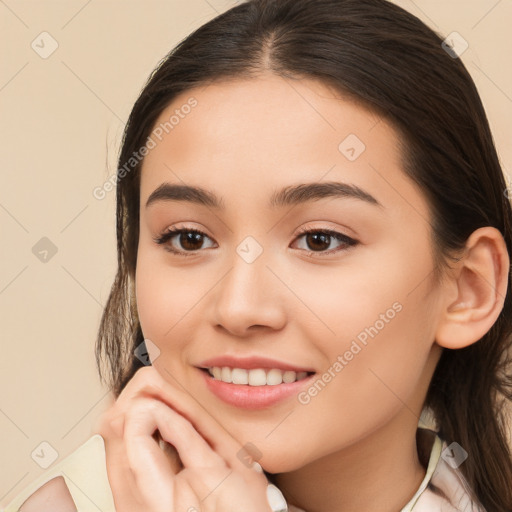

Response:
(197, 355), (315, 373)
(196, 354), (317, 409)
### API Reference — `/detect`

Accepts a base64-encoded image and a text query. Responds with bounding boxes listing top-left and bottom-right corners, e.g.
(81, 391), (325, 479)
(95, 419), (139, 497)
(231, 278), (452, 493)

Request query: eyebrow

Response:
(145, 181), (383, 210)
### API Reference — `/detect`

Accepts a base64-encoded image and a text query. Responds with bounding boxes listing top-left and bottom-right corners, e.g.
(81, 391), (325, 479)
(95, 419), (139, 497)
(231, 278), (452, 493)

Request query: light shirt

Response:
(2, 428), (484, 511)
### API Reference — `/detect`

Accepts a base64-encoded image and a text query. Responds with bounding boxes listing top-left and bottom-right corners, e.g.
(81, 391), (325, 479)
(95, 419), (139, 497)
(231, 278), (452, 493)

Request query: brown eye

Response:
(293, 229), (358, 255)
(179, 231), (205, 250)
(304, 232), (331, 251)
(153, 227), (216, 255)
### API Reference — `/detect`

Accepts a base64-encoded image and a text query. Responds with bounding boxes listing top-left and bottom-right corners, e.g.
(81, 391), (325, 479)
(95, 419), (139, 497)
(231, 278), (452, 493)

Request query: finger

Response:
(121, 401), (179, 512)
(123, 396), (233, 511)
(124, 367), (258, 471)
(102, 429), (144, 512)
(153, 430), (183, 474)
(124, 397), (226, 470)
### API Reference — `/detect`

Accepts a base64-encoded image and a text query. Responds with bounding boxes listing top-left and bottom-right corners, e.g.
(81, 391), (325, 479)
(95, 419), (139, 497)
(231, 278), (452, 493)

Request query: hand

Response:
(95, 366), (274, 512)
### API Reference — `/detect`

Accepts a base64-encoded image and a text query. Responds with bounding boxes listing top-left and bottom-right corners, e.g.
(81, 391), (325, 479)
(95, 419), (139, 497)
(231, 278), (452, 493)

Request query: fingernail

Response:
(266, 483), (288, 512)
(252, 461), (263, 473)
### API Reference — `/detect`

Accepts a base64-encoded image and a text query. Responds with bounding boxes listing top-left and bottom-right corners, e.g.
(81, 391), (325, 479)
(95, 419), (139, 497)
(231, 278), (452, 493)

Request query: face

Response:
(135, 73), (445, 473)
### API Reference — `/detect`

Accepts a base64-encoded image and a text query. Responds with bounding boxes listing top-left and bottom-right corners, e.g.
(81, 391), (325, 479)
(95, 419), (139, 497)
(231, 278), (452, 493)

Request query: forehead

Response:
(139, 74), (427, 220)
(144, 74), (386, 165)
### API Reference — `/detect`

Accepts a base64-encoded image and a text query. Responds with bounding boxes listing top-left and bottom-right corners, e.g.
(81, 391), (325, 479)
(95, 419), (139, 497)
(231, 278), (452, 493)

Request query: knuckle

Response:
(123, 396), (160, 425)
(130, 365), (163, 393)
(99, 394), (160, 438)
(97, 409), (124, 438)
(109, 415), (125, 437)
(96, 405), (118, 435)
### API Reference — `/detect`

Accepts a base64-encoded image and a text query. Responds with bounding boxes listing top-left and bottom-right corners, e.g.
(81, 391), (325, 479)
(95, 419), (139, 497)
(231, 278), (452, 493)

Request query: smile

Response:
(206, 366), (312, 386)
(199, 367), (316, 409)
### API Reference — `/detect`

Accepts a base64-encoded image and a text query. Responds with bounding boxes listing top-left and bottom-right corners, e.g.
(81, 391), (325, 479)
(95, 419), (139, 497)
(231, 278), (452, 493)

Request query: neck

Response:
(271, 409), (428, 512)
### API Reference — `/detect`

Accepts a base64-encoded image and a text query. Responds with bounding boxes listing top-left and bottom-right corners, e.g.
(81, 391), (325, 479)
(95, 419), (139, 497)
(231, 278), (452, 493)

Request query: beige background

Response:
(1, 0), (511, 505)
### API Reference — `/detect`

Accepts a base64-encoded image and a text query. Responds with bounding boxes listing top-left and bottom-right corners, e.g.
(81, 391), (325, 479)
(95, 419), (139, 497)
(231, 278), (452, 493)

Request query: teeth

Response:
(248, 369), (266, 386)
(267, 368), (284, 385)
(232, 368), (249, 385)
(221, 366), (232, 383)
(207, 367), (311, 386)
(283, 370), (297, 383)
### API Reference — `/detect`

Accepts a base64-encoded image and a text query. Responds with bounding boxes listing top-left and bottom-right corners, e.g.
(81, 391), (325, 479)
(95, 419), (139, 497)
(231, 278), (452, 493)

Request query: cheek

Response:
(256, 297), (437, 472)
(280, 249), (437, 432)
(135, 255), (195, 343)
(135, 248), (223, 353)
(317, 261), (437, 402)
(284, 246), (417, 353)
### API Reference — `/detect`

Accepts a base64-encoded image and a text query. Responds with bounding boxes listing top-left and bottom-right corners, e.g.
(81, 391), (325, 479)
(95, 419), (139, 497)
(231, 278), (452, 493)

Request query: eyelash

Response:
(153, 226), (358, 258)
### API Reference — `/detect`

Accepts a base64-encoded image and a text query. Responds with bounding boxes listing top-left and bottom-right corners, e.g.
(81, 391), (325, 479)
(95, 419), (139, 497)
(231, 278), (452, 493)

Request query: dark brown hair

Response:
(96, 0), (512, 508)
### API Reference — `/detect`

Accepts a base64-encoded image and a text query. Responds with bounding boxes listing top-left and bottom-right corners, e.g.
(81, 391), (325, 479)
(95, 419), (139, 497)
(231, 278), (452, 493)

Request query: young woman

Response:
(5, 0), (512, 511)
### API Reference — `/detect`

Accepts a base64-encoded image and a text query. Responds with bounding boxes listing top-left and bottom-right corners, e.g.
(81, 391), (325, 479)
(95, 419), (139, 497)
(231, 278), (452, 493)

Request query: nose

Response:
(212, 245), (287, 337)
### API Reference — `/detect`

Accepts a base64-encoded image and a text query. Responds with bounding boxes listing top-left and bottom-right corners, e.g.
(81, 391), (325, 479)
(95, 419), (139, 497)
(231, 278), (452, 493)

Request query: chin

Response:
(258, 450), (312, 474)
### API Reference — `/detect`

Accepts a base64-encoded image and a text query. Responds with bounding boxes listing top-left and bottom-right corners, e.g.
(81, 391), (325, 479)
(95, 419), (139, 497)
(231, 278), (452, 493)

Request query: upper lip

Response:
(197, 355), (315, 373)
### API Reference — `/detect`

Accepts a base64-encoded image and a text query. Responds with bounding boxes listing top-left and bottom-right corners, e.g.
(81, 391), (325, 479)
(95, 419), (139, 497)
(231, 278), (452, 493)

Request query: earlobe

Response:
(435, 226), (509, 350)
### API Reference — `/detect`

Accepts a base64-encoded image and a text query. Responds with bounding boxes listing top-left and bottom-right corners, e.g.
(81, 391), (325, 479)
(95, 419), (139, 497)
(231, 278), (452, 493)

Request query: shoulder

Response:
(16, 476), (76, 512)
(2, 435), (115, 512)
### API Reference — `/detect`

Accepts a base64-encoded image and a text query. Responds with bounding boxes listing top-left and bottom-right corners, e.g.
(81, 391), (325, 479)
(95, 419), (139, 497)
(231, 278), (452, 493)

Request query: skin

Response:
(106, 73), (508, 512)
(18, 476), (76, 512)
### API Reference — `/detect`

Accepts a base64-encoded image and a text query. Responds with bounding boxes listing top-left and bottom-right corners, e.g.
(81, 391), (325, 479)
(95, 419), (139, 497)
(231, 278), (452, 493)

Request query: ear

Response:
(435, 226), (509, 349)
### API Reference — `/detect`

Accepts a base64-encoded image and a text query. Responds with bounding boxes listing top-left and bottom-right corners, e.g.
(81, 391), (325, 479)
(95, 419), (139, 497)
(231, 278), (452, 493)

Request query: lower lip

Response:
(199, 369), (315, 409)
